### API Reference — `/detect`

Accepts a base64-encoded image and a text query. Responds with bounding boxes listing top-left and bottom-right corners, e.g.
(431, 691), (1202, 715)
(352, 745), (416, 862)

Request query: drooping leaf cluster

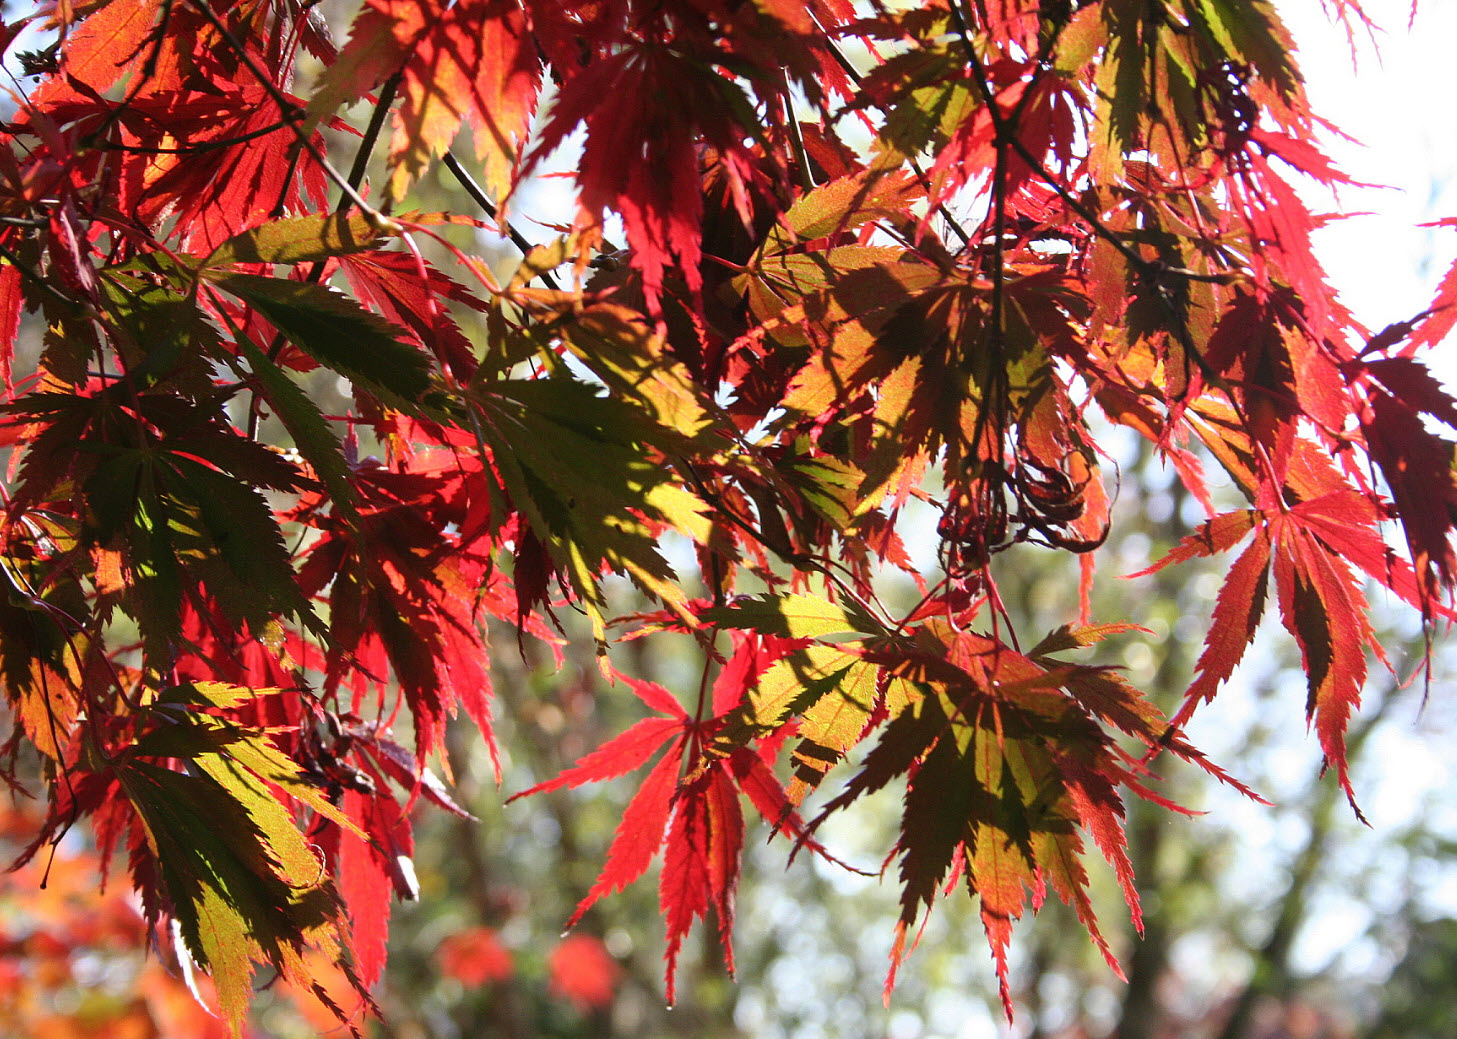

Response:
(1, 0), (1453, 1029)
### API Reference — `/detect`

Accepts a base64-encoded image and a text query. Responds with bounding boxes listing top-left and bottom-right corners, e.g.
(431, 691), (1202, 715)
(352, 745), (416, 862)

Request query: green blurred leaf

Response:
(118, 757), (340, 1034)
(555, 303), (713, 438)
(234, 332), (358, 519)
(204, 213), (388, 269)
(167, 456), (322, 635)
(100, 270), (222, 394)
(472, 376), (711, 640)
(209, 273), (433, 409)
(765, 173), (922, 251)
(702, 593), (879, 639)
(867, 46), (978, 171)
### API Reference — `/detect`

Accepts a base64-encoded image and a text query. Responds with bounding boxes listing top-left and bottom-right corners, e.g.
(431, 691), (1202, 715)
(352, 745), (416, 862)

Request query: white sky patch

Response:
(1284, 3), (1457, 349)
(1201, 3), (1457, 975)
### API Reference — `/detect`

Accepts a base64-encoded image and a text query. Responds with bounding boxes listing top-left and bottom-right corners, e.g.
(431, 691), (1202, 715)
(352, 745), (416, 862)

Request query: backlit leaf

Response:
(209, 273), (434, 409)
(702, 592), (878, 639)
(204, 213), (389, 270)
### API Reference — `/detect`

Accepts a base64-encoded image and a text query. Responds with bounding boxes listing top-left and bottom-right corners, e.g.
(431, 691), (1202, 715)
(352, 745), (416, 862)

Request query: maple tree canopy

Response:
(2, 0), (1455, 1030)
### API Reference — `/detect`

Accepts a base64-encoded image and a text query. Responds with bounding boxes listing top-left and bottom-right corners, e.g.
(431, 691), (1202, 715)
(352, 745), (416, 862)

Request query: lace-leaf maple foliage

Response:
(2, 0), (1454, 1030)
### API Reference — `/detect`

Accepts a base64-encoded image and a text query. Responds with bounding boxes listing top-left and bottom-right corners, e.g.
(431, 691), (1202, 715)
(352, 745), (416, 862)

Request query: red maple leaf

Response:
(294, 457), (513, 767)
(509, 634), (817, 1003)
(521, 41), (769, 310)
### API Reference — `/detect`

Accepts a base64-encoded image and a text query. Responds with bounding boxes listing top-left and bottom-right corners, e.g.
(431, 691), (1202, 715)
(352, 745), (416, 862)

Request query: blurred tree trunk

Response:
(1215, 693), (1394, 1039)
(1116, 800), (1174, 1039)
(1115, 462), (1200, 1039)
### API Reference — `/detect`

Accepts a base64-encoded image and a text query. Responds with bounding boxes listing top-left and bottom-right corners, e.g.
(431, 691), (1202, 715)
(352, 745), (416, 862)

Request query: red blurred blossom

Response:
(436, 927), (514, 987)
(548, 934), (620, 1010)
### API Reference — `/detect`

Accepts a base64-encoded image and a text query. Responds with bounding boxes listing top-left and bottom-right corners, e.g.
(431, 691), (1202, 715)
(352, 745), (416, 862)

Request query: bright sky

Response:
(1285, 2), (1457, 350)
(1186, 0), (1457, 983)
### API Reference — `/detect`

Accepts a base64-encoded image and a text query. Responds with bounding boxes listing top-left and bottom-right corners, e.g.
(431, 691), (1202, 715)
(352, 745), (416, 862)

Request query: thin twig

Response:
(95, 120), (294, 154)
(782, 67), (816, 193)
(184, 0), (390, 226)
(807, 12), (973, 247)
(0, 240), (83, 307)
(276, 70), (403, 372)
(441, 150), (561, 291)
(673, 456), (893, 631)
(945, 0), (1226, 288)
(341, 71), (403, 215)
